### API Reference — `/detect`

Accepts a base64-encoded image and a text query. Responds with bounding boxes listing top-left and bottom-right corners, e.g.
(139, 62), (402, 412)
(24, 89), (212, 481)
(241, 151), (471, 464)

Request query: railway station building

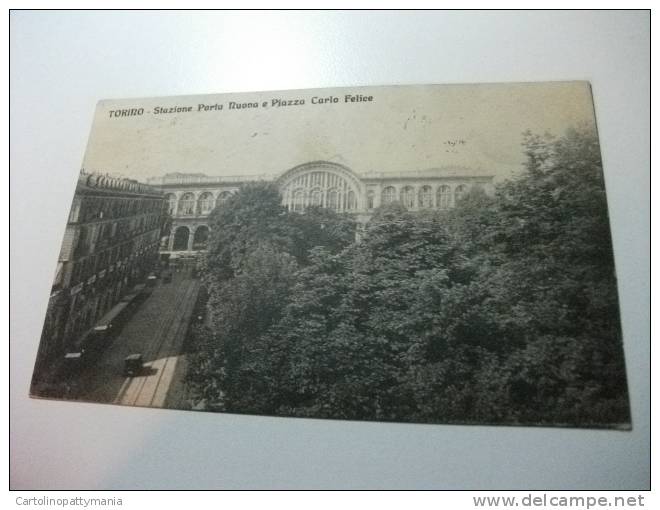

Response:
(147, 160), (495, 254)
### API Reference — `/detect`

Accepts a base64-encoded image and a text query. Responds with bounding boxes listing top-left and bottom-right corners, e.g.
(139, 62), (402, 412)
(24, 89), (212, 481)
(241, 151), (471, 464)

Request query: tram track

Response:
(146, 282), (198, 407)
(119, 280), (195, 406)
(113, 277), (199, 407)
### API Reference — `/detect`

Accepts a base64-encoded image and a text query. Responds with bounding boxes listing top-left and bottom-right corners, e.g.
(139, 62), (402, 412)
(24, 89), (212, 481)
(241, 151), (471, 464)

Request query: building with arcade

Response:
(146, 160), (495, 254)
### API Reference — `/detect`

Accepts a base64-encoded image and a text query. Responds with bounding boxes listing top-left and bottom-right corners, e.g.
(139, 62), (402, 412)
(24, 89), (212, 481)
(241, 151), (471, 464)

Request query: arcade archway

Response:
(172, 226), (190, 251)
(192, 225), (209, 250)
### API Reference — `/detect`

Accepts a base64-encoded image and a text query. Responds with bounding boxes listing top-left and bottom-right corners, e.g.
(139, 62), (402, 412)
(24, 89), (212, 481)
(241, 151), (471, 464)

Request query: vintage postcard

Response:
(30, 82), (630, 428)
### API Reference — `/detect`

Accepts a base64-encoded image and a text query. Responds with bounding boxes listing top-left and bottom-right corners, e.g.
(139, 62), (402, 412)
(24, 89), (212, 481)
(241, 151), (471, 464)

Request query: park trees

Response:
(189, 182), (357, 412)
(438, 126), (629, 425)
(189, 127), (629, 427)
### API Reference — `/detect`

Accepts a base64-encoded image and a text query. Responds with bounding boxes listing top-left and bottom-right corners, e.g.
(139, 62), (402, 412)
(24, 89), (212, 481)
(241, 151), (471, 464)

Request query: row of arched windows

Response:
(377, 184), (468, 210)
(164, 182), (473, 217)
(290, 188), (358, 213)
(171, 225), (210, 251)
(166, 191), (234, 216)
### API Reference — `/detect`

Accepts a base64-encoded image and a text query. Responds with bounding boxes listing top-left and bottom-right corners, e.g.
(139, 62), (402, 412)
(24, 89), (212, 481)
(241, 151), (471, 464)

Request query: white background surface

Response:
(9, 11), (650, 489)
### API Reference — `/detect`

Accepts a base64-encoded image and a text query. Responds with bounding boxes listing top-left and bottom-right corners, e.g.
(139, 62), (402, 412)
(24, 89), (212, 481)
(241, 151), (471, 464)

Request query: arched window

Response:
(278, 165), (362, 215)
(310, 188), (322, 207)
(381, 186), (397, 204)
(197, 192), (215, 215)
(419, 185), (433, 208)
(400, 186), (415, 209)
(215, 191), (232, 208)
(366, 190), (375, 210)
(172, 226), (190, 251)
(327, 189), (339, 211)
(178, 193), (195, 216)
(192, 225), (209, 250)
(346, 190), (357, 210)
(437, 185), (451, 210)
(454, 184), (468, 205)
(293, 189), (305, 212)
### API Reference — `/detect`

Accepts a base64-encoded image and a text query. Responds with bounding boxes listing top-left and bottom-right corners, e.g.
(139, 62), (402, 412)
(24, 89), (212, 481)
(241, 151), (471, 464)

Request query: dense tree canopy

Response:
(188, 127), (630, 427)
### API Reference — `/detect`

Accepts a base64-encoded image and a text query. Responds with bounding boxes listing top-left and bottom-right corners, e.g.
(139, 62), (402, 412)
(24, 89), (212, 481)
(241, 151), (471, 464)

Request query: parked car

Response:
(146, 273), (159, 287)
(123, 354), (143, 377)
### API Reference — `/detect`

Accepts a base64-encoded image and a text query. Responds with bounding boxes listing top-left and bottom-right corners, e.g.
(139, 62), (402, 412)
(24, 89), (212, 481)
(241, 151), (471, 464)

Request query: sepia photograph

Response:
(29, 81), (631, 429)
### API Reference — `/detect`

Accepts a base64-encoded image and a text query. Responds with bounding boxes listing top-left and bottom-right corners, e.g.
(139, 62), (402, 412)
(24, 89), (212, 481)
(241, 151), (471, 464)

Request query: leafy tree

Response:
(189, 243), (298, 410)
(440, 126), (629, 425)
(205, 182), (294, 281)
(192, 183), (356, 412)
(206, 182), (356, 278)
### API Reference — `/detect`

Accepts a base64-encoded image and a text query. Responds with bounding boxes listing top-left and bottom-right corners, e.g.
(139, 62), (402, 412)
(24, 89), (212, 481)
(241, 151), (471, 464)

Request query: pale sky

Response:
(82, 81), (597, 183)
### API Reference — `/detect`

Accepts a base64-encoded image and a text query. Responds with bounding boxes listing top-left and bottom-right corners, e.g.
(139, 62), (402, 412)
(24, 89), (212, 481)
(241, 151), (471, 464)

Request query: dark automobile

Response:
(123, 354), (143, 377)
(146, 273), (158, 287)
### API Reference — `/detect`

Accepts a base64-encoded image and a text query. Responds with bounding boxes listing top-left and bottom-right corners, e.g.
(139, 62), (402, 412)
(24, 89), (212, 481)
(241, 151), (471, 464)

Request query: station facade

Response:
(146, 161), (495, 253)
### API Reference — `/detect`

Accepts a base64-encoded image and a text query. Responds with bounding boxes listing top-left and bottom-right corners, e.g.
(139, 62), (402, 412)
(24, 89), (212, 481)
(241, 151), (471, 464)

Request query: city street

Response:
(74, 270), (201, 410)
